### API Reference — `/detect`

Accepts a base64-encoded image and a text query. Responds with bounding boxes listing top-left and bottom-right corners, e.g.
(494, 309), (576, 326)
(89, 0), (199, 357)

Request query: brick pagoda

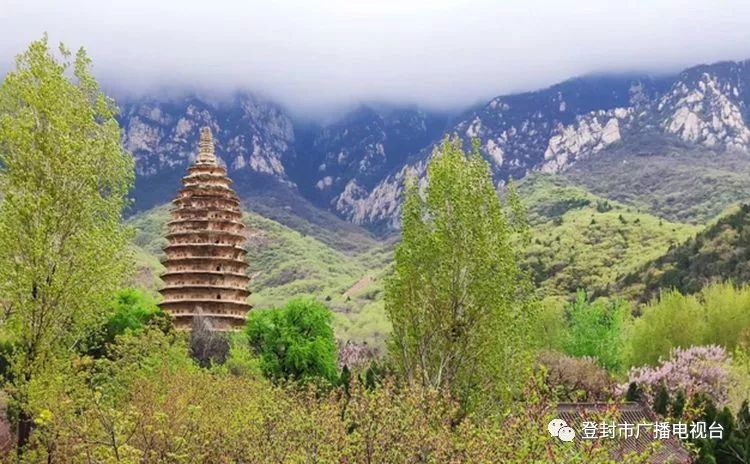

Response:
(159, 127), (251, 330)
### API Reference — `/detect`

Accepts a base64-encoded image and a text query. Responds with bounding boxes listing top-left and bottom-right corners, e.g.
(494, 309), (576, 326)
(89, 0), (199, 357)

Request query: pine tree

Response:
(625, 382), (641, 402)
(653, 383), (670, 416)
(672, 389), (686, 418)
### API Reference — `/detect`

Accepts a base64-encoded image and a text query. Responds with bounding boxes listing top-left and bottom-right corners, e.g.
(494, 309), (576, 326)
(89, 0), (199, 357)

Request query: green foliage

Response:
(692, 399), (750, 464)
(729, 348), (750, 413)
(564, 145), (750, 226)
(0, 37), (133, 451)
(653, 384), (670, 416)
(626, 290), (707, 367)
(104, 289), (164, 339)
(85, 288), (167, 357)
(701, 283), (750, 349)
(518, 173), (698, 298)
(625, 283), (750, 367)
(15, 328), (655, 463)
(243, 211), (392, 350)
(219, 339), (263, 378)
(385, 136), (536, 412)
(621, 204), (750, 301)
(529, 296), (568, 350)
(503, 179), (531, 244)
(561, 290), (628, 371)
(246, 298), (338, 383)
(128, 204), (394, 349)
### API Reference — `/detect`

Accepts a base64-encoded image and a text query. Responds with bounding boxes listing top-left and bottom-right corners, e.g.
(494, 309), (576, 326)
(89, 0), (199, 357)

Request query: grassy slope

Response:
(619, 203), (750, 302)
(518, 173), (701, 298)
(563, 145), (750, 225)
(127, 204), (393, 350)
(232, 177), (387, 254)
(129, 172), (712, 348)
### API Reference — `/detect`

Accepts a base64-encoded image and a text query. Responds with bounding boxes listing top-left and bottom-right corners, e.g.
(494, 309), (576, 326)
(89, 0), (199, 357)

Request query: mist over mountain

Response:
(121, 57), (750, 235)
(6, 1), (750, 115)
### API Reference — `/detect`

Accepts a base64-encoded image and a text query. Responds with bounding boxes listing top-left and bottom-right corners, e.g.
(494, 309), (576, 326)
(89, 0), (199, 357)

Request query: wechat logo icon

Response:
(548, 418), (576, 442)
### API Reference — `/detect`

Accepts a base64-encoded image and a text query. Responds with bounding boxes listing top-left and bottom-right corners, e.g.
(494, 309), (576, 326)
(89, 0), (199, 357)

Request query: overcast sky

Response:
(3, 0), (750, 117)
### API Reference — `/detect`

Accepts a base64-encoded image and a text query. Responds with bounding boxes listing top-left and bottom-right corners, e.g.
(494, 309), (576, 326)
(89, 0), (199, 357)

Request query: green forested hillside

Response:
(127, 204), (393, 348)
(619, 203), (750, 302)
(518, 174), (700, 297)
(563, 146), (750, 225)
(130, 174), (706, 346)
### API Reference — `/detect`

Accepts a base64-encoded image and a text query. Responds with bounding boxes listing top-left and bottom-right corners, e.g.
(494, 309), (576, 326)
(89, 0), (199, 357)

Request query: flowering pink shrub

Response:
(618, 345), (730, 405)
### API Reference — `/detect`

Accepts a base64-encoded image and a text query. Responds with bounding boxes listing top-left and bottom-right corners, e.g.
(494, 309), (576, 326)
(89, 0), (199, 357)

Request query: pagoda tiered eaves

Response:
(158, 127), (252, 331)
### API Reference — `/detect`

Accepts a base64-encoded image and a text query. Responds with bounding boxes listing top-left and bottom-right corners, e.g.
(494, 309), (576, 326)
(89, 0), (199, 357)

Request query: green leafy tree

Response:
(385, 136), (536, 411)
(86, 288), (169, 357)
(562, 290), (628, 371)
(0, 37), (133, 451)
(701, 283), (750, 351)
(625, 290), (707, 367)
(624, 283), (750, 369)
(530, 296), (567, 351)
(246, 298), (337, 383)
(105, 289), (162, 335)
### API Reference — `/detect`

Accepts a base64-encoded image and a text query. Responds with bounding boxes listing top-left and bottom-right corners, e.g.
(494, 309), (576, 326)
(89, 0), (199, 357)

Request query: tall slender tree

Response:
(0, 37), (134, 451)
(385, 136), (536, 412)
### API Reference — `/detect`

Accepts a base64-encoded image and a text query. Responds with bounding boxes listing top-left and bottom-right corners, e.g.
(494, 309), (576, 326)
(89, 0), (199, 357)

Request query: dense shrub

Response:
(246, 298), (338, 383)
(530, 296), (567, 350)
(692, 398), (750, 464)
(105, 289), (164, 335)
(537, 350), (615, 401)
(729, 348), (750, 413)
(626, 290), (708, 367)
(17, 336), (654, 464)
(86, 288), (169, 357)
(701, 283), (750, 350)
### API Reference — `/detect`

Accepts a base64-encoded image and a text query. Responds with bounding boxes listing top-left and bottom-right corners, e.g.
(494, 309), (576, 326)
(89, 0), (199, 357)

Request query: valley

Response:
(5, 22), (750, 459)
(124, 57), (750, 351)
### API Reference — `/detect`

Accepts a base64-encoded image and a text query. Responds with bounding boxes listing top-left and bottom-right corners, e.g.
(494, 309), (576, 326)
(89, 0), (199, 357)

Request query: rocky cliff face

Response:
(338, 76), (667, 228)
(343, 62), (750, 229)
(657, 63), (750, 150)
(121, 59), (750, 231)
(294, 106), (447, 215)
(121, 94), (295, 183)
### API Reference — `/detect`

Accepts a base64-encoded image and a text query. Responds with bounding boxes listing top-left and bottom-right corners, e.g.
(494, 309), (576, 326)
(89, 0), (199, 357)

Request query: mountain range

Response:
(120, 58), (750, 235)
(119, 57), (750, 347)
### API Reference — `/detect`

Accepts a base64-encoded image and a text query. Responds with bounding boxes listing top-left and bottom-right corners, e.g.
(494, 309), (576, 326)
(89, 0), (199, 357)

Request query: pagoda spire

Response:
(196, 126), (218, 165)
(158, 126), (251, 331)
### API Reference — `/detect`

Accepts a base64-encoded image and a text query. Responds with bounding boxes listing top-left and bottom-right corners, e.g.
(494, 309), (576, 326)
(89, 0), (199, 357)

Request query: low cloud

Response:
(3, 0), (750, 117)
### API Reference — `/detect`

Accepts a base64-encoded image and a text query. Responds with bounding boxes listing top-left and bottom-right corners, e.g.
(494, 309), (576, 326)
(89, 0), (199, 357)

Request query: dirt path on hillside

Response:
(343, 275), (373, 299)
